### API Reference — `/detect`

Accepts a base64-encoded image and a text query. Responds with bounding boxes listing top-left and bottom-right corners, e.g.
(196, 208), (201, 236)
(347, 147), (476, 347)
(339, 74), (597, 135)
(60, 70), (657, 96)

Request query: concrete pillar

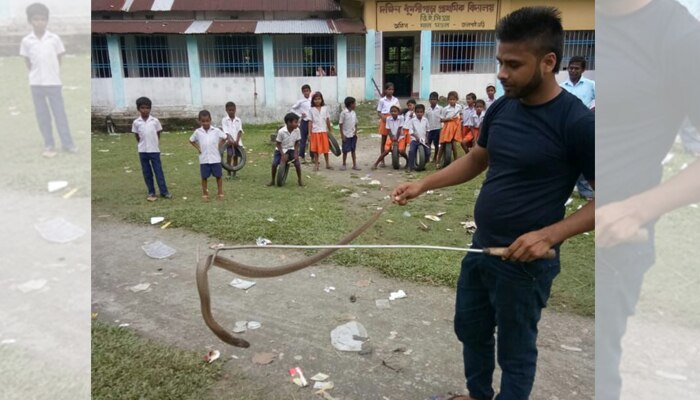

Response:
(419, 30), (431, 100)
(336, 35), (347, 103)
(364, 29), (376, 101)
(186, 35), (202, 107)
(106, 35), (126, 108)
(262, 35), (276, 106)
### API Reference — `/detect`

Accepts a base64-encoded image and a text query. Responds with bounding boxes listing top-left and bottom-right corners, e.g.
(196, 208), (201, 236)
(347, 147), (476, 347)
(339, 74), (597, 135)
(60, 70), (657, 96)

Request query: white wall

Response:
(347, 77), (365, 102)
(124, 78), (192, 107)
(275, 76), (339, 106)
(201, 77), (265, 107)
(430, 73), (496, 100)
(91, 79), (114, 108)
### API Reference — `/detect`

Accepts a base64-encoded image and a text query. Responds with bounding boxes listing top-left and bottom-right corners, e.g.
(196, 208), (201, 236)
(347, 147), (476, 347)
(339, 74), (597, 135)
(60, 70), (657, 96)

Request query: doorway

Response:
(383, 36), (413, 97)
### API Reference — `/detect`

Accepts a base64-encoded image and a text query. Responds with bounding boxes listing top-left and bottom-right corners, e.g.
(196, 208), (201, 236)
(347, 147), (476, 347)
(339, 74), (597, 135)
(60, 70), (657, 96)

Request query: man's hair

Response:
(568, 55), (587, 70)
(225, 101), (236, 108)
(344, 96), (356, 109)
(136, 97), (152, 108)
(447, 91), (459, 100)
(198, 110), (211, 120)
(406, 98), (417, 105)
(496, 6), (564, 72)
(26, 3), (49, 21)
(466, 92), (477, 100)
(301, 84), (311, 91)
(429, 91), (439, 99)
(475, 99), (486, 107)
(415, 104), (425, 112)
(284, 112), (300, 124)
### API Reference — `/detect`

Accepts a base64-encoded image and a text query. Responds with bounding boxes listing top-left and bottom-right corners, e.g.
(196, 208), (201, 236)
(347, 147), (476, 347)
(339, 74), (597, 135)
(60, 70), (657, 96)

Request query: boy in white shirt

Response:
(268, 113), (304, 187)
(372, 106), (406, 169)
(221, 101), (244, 178)
(376, 82), (400, 167)
(425, 92), (442, 162)
(461, 92), (477, 154)
(20, 2), (76, 157)
(189, 110), (227, 201)
(407, 104), (430, 172)
(131, 96), (171, 202)
(468, 99), (487, 146)
(289, 84), (312, 162)
(339, 97), (360, 171)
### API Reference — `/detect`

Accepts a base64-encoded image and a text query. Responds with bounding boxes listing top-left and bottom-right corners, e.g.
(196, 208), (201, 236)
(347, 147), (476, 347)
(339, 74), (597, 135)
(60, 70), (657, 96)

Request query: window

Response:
(431, 31), (497, 74)
(303, 36), (336, 77)
(91, 35), (111, 78)
(347, 35), (365, 78)
(273, 35), (336, 77)
(120, 35), (189, 78)
(199, 35), (262, 77)
(562, 31), (595, 70)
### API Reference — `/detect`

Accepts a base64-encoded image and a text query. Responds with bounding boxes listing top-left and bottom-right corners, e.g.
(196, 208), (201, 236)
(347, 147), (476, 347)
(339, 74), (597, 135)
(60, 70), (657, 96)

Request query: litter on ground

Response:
(389, 290), (407, 300)
(229, 278), (256, 290)
(150, 217), (165, 225)
(204, 350), (220, 363)
(35, 217), (86, 244)
(330, 321), (368, 352)
(289, 367), (308, 387)
(424, 215), (441, 222)
(48, 180), (68, 192)
(128, 283), (151, 293)
(141, 241), (176, 259)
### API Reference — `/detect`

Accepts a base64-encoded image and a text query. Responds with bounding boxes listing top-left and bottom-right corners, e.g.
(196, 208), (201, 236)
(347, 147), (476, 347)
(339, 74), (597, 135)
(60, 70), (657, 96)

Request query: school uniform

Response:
(290, 96), (311, 158)
(469, 112), (485, 143)
(440, 103), (463, 143)
(462, 106), (476, 142)
(273, 126), (302, 167)
(384, 115), (406, 152)
(189, 126), (227, 178)
(221, 115), (244, 155)
(309, 106), (330, 154)
(339, 108), (358, 154)
(407, 116), (431, 169)
(376, 96), (399, 135)
(402, 110), (416, 148)
(426, 104), (442, 149)
(132, 115), (169, 196)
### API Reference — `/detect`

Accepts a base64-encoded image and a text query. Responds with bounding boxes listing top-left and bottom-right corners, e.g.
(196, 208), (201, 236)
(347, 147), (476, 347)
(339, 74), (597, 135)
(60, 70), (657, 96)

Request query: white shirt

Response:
(290, 97), (312, 121)
(276, 126), (301, 152)
(376, 96), (399, 114)
(470, 112), (485, 129)
(309, 106), (330, 133)
(221, 116), (244, 147)
(131, 116), (163, 153)
(462, 106), (475, 126)
(385, 115), (405, 139)
(20, 30), (65, 86)
(485, 97), (496, 110)
(339, 109), (357, 138)
(189, 126), (226, 164)
(407, 117), (429, 142)
(425, 104), (442, 130)
(402, 110), (415, 128)
(441, 103), (463, 120)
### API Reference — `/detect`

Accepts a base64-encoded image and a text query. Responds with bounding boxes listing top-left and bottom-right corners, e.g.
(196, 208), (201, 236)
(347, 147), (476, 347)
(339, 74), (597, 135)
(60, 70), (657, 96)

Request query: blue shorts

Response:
(272, 149), (299, 167)
(428, 129), (440, 147)
(200, 163), (223, 179)
(342, 136), (357, 154)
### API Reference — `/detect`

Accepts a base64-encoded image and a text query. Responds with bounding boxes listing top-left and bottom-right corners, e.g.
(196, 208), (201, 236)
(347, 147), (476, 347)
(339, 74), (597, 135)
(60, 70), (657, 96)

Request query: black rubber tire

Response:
(276, 160), (289, 187)
(220, 145), (247, 172)
(328, 133), (341, 157)
(415, 144), (426, 171)
(391, 142), (400, 170)
(441, 142), (453, 168)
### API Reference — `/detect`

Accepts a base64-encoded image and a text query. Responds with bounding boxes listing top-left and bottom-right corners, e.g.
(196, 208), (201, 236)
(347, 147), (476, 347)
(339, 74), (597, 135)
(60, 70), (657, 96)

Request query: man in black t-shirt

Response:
(392, 7), (594, 400)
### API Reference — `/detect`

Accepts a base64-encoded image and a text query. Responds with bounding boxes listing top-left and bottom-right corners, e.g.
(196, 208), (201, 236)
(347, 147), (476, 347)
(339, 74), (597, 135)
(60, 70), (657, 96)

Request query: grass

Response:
(0, 55), (91, 194)
(92, 102), (594, 316)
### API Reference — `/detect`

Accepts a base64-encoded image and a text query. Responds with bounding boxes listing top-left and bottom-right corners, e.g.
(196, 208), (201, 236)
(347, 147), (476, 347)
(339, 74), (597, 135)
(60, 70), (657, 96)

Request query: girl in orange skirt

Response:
(470, 99), (486, 145)
(376, 82), (400, 167)
(372, 105), (407, 169)
(436, 91), (463, 168)
(461, 92), (477, 154)
(402, 98), (417, 153)
(308, 91), (333, 171)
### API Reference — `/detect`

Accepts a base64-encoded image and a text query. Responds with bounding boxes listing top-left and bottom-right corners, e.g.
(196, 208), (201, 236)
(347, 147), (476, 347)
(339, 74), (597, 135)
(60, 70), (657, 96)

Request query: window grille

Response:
(120, 35), (190, 78)
(91, 35), (111, 78)
(347, 35), (365, 78)
(198, 35), (262, 77)
(431, 31), (497, 74)
(562, 30), (595, 70)
(273, 35), (336, 77)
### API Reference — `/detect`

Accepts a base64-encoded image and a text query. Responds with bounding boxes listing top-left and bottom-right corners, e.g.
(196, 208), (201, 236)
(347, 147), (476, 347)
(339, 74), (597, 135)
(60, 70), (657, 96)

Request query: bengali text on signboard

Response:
(376, 1), (498, 31)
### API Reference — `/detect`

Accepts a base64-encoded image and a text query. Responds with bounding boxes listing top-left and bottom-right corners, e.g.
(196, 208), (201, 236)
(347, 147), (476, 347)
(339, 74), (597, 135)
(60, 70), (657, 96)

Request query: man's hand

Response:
(392, 182), (424, 206)
(503, 230), (555, 262)
(596, 198), (648, 248)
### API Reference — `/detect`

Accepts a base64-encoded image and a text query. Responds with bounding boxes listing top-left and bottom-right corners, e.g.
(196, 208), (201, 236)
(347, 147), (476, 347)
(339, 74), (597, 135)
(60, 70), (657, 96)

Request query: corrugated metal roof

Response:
(91, 20), (193, 34)
(207, 20), (258, 34)
(255, 20), (331, 34)
(151, 0), (175, 11)
(127, 0), (155, 12)
(170, 0), (341, 11)
(92, 0), (127, 11)
(184, 20), (213, 34)
(329, 19), (366, 34)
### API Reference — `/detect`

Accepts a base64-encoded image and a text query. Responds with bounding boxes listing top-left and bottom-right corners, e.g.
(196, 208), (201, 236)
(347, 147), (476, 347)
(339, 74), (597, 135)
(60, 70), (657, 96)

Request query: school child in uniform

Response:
(308, 91), (333, 171)
(407, 104), (430, 172)
(268, 113), (303, 187)
(469, 99), (486, 145)
(189, 110), (227, 201)
(221, 101), (244, 178)
(461, 92), (476, 154)
(289, 84), (312, 162)
(425, 91), (442, 162)
(402, 98), (417, 155)
(371, 105), (406, 169)
(436, 91), (463, 168)
(339, 96), (360, 171)
(131, 96), (171, 202)
(376, 82), (400, 167)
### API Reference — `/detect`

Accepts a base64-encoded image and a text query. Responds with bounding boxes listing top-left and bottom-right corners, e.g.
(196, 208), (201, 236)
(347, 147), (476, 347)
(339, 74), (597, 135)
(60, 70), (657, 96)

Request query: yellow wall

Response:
(364, 0), (377, 30)
(500, 0), (594, 30)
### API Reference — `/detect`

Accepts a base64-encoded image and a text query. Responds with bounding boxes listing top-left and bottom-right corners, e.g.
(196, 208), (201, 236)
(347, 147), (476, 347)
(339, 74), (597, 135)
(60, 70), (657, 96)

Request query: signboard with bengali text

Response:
(376, 1), (498, 31)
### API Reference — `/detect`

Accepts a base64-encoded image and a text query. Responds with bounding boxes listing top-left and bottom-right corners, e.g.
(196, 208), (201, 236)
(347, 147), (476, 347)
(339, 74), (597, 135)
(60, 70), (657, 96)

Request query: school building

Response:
(91, 0), (594, 122)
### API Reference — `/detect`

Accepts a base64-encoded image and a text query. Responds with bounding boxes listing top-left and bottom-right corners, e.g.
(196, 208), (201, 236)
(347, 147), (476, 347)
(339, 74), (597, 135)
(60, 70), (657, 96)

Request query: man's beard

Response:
(504, 66), (542, 99)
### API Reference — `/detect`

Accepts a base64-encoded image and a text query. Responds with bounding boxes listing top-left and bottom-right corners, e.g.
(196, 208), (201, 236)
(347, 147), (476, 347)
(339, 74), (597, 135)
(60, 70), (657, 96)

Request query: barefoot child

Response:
(339, 96), (360, 171)
(407, 104), (430, 172)
(189, 110), (227, 201)
(268, 113), (304, 187)
(461, 93), (476, 154)
(436, 91), (462, 167)
(289, 84), (312, 162)
(376, 82), (400, 167)
(131, 96), (172, 201)
(372, 106), (406, 169)
(221, 101), (243, 178)
(402, 98), (417, 157)
(468, 99), (486, 145)
(308, 91), (334, 171)
(425, 92), (442, 162)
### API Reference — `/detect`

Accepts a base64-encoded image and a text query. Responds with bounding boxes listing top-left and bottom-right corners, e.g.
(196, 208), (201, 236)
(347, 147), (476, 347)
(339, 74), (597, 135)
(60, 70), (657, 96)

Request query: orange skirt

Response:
(402, 128), (412, 147)
(378, 114), (391, 136)
(310, 131), (329, 154)
(440, 119), (461, 143)
(385, 135), (407, 152)
(472, 127), (481, 143)
(462, 125), (474, 143)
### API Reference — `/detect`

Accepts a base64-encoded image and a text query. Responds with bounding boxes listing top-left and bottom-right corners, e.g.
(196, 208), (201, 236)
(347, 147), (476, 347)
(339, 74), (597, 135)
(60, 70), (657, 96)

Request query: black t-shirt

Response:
(596, 0), (700, 205)
(473, 90), (594, 250)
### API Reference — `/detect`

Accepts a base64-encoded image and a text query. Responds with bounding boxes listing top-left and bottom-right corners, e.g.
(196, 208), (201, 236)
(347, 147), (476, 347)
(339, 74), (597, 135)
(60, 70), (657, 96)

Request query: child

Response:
(461, 92), (476, 154)
(402, 98), (417, 153)
(485, 83), (496, 109)
(308, 91), (333, 171)
(131, 96), (171, 202)
(268, 113), (304, 187)
(189, 110), (227, 201)
(425, 91), (442, 162)
(339, 96), (360, 171)
(371, 106), (406, 169)
(469, 99), (486, 145)
(221, 101), (243, 178)
(289, 84), (312, 162)
(436, 91), (463, 168)
(407, 104), (430, 172)
(20, 2), (76, 157)
(376, 82), (400, 167)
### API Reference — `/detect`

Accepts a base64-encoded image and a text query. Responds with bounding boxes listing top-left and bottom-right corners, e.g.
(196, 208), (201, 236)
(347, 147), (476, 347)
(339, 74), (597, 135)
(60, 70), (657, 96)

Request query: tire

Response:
(328, 133), (341, 157)
(415, 144), (426, 171)
(220, 144), (247, 172)
(441, 142), (453, 168)
(391, 142), (400, 170)
(276, 160), (289, 187)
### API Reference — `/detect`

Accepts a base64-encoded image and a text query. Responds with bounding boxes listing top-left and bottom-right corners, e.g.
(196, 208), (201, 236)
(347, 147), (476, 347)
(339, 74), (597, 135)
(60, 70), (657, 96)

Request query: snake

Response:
(196, 207), (386, 348)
